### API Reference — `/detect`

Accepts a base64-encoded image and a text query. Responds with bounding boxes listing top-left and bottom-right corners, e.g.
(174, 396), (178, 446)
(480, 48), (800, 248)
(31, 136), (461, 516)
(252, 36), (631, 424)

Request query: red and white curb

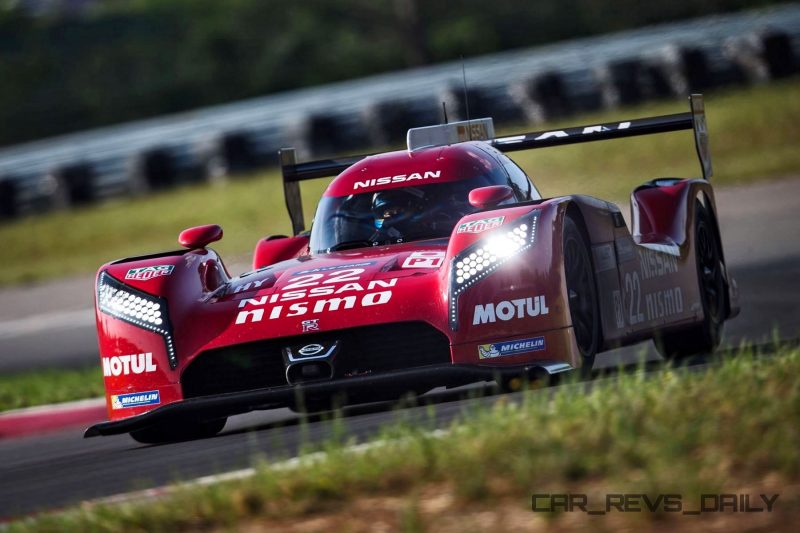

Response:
(0, 397), (106, 439)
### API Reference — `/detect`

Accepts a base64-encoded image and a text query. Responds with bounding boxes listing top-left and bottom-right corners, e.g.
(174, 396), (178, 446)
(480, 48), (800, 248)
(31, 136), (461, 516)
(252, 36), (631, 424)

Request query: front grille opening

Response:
(181, 321), (451, 399)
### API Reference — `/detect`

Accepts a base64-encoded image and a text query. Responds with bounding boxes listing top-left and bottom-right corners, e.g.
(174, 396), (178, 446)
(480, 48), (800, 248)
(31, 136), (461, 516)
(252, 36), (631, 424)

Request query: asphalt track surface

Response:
(1, 177), (799, 519)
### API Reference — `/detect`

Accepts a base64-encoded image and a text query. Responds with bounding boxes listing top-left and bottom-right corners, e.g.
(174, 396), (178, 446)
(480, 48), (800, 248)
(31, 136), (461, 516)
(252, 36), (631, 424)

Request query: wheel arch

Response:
(547, 196), (611, 364)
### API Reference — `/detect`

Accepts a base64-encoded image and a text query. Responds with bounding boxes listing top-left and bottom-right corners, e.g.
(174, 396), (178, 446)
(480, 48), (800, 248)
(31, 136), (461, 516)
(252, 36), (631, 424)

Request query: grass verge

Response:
(2, 78), (800, 287)
(0, 366), (103, 412)
(9, 346), (800, 531)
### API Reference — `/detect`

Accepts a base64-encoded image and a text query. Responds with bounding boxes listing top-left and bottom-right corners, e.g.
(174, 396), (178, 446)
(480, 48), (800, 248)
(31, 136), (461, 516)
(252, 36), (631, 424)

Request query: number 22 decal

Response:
(282, 269), (365, 291)
(624, 271), (645, 325)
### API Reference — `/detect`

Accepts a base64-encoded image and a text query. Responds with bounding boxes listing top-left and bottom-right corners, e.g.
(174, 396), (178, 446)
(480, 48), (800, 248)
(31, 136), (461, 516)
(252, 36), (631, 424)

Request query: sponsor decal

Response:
(236, 268), (373, 300)
(592, 243), (616, 273)
(125, 265), (174, 281)
(102, 353), (157, 377)
(238, 275), (396, 305)
(293, 262), (374, 275)
(111, 390), (160, 410)
(623, 271), (684, 326)
(472, 295), (549, 325)
(457, 216), (505, 234)
(478, 336), (546, 359)
(353, 170), (441, 190)
(401, 250), (445, 269)
(236, 290), (393, 323)
(233, 276), (275, 294)
(298, 344), (325, 357)
(645, 287), (684, 321)
(456, 122), (490, 141)
(235, 268), (398, 323)
(533, 122), (631, 140)
(458, 216), (505, 234)
(637, 248), (678, 280)
(301, 319), (320, 332)
(497, 122), (634, 148)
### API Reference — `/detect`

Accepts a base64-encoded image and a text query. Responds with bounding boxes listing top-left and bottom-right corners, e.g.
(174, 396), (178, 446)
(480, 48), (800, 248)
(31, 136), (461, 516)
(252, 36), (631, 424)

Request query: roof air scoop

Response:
(406, 118), (495, 152)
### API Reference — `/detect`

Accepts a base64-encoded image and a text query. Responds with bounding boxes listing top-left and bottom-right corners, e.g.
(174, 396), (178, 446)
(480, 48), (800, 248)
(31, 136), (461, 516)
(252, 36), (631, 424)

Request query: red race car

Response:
(86, 95), (738, 443)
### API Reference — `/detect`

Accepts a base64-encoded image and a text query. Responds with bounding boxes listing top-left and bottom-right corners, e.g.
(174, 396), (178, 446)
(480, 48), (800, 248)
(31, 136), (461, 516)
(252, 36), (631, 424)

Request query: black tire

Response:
(563, 215), (600, 376)
(130, 417), (227, 444)
(655, 201), (725, 359)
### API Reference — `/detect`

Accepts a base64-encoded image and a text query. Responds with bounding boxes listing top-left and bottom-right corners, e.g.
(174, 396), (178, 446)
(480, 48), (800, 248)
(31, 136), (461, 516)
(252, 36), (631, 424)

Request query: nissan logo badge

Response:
(298, 344), (325, 356)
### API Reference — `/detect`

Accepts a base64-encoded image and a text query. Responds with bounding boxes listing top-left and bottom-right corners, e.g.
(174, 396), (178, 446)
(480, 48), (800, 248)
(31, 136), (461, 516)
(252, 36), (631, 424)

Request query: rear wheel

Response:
(563, 215), (600, 376)
(655, 201), (725, 359)
(130, 417), (227, 444)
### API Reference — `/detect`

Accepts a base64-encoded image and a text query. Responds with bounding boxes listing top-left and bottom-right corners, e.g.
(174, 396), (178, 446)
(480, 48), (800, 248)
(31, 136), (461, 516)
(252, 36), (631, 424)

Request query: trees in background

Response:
(0, 0), (780, 145)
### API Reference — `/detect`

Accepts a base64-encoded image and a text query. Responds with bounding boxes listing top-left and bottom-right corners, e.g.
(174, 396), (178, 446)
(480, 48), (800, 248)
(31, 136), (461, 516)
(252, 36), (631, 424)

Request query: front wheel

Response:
(563, 214), (600, 376)
(654, 201), (725, 359)
(130, 417), (227, 444)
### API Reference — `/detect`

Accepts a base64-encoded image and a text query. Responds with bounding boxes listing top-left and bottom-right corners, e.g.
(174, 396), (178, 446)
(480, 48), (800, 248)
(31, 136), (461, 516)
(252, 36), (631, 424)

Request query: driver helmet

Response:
(371, 188), (425, 230)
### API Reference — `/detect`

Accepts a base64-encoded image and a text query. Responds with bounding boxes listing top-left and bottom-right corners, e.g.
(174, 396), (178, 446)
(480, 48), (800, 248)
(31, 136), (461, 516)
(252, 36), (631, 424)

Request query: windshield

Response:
(310, 171), (518, 253)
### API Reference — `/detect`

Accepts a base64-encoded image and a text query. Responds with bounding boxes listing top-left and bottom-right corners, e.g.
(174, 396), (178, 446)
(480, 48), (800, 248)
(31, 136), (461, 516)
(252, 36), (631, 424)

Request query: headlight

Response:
(449, 211), (539, 330)
(97, 270), (177, 369)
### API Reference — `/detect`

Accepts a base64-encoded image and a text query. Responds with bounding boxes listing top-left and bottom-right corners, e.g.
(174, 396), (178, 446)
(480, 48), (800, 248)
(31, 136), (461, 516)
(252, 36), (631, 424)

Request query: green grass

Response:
(0, 366), (103, 411)
(2, 79), (799, 287)
(10, 346), (800, 531)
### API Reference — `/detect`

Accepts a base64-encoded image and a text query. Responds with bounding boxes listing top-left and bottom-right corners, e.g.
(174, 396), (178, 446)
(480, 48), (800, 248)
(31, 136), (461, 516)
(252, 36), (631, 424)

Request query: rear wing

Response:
(280, 94), (712, 235)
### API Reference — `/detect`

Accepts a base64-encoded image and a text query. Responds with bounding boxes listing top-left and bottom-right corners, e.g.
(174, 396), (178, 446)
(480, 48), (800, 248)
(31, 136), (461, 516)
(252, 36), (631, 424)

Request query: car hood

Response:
(181, 240), (452, 355)
(226, 239), (449, 296)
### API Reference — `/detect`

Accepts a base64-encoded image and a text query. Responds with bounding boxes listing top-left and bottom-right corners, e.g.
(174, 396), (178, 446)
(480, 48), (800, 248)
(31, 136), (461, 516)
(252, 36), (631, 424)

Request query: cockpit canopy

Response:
(309, 142), (540, 253)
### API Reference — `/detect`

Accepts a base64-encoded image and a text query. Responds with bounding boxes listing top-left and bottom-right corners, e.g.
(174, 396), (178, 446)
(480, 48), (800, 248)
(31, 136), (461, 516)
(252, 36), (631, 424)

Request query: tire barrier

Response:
(307, 113), (371, 157)
(51, 163), (97, 207)
(723, 34), (769, 85)
(0, 179), (18, 220)
(364, 98), (442, 146)
(508, 72), (575, 124)
(221, 131), (258, 174)
(0, 7), (798, 216)
(131, 148), (177, 191)
(762, 31), (798, 78)
(533, 72), (576, 118)
(439, 85), (523, 126)
(596, 59), (645, 107)
(680, 47), (716, 92)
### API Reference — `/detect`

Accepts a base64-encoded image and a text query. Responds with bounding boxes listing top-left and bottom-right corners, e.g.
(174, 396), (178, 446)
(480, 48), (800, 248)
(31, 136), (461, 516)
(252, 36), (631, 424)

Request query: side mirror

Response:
(179, 224), (223, 249)
(468, 185), (514, 209)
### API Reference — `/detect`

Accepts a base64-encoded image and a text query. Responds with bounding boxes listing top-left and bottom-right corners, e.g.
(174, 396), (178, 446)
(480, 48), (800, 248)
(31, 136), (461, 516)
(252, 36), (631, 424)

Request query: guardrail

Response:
(0, 5), (798, 220)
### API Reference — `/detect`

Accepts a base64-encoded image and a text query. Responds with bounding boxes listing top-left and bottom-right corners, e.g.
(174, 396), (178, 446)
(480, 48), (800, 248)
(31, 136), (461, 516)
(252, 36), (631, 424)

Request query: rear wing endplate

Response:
(279, 150), (372, 237)
(279, 94), (712, 235)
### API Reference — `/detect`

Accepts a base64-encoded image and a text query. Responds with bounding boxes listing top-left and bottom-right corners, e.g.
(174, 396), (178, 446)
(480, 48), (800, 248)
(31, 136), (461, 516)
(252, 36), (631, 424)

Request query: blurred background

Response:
(0, 0), (799, 387)
(2, 3), (800, 522)
(1, 0), (798, 219)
